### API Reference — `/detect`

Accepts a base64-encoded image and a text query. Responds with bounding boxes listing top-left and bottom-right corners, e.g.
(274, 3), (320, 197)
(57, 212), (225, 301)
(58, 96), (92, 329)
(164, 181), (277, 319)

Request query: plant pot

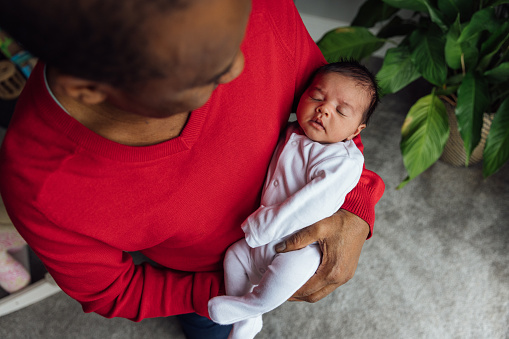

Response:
(440, 100), (494, 167)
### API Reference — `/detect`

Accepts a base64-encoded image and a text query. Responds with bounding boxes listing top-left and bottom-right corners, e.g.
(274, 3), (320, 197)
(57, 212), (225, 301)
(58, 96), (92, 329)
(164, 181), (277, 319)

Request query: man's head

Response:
(0, 0), (251, 117)
(296, 60), (380, 143)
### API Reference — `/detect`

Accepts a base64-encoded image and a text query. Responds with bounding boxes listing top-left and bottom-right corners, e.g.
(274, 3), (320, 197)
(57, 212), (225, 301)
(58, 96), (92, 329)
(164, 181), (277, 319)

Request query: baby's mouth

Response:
(310, 118), (325, 130)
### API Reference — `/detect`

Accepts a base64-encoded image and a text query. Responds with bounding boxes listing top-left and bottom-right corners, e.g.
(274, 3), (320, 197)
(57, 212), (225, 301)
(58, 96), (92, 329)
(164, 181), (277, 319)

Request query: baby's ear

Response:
(346, 124), (366, 141)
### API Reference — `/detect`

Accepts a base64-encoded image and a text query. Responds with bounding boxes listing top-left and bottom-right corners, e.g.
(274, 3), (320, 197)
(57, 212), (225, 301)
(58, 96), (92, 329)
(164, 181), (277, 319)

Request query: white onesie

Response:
(208, 122), (364, 339)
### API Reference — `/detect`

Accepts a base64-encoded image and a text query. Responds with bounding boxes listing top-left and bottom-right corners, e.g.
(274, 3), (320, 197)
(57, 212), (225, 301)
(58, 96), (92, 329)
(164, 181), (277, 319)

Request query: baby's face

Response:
(296, 72), (369, 143)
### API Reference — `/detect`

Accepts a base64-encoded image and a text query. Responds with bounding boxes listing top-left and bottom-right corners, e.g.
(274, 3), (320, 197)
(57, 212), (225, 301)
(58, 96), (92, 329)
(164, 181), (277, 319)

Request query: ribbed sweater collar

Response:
(34, 62), (208, 162)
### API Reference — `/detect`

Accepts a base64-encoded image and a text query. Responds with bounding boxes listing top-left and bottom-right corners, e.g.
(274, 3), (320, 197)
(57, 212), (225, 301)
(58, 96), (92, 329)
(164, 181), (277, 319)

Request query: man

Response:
(0, 0), (384, 337)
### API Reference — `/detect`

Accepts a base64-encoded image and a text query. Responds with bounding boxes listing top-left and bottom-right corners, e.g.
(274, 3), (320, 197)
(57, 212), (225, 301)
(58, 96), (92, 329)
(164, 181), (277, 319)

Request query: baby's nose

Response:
(316, 104), (330, 116)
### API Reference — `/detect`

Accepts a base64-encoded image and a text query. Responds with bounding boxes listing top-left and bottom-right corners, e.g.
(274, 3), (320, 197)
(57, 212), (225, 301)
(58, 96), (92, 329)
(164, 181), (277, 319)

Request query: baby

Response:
(208, 60), (379, 339)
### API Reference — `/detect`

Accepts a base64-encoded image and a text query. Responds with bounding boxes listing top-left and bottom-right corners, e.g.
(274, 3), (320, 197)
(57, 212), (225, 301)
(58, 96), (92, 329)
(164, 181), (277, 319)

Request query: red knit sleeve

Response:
(0, 191), (221, 321)
(344, 135), (385, 238)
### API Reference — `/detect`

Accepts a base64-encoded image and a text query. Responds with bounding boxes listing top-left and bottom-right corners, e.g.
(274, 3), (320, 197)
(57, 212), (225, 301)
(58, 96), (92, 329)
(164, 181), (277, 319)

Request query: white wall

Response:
(294, 0), (390, 58)
(294, 0), (364, 24)
(293, 0), (357, 41)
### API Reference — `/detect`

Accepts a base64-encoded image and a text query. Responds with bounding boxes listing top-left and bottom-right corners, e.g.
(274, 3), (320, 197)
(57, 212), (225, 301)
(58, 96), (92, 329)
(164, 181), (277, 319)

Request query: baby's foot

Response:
(228, 316), (263, 339)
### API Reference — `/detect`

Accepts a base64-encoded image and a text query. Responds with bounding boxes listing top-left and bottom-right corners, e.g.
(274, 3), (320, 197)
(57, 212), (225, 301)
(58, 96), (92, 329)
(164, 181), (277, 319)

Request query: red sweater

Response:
(0, 0), (384, 321)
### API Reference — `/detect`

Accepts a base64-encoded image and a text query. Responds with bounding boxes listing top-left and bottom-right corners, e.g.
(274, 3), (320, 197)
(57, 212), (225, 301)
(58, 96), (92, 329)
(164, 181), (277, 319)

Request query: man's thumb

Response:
(275, 227), (315, 253)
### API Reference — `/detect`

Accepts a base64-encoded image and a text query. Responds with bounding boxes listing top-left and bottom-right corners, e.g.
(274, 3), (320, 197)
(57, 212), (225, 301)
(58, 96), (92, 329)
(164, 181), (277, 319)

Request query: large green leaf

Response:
(444, 73), (464, 87)
(484, 62), (509, 83)
(483, 98), (509, 177)
(445, 15), (480, 70)
(398, 93), (450, 189)
(383, 0), (428, 12)
(455, 72), (490, 164)
(422, 1), (448, 32)
(376, 15), (417, 39)
(376, 46), (421, 95)
(445, 8), (499, 71)
(410, 29), (447, 86)
(458, 7), (497, 43)
(437, 0), (460, 22)
(384, 0), (447, 30)
(351, 0), (399, 28)
(478, 21), (509, 70)
(437, 0), (474, 23)
(460, 40), (480, 71)
(445, 16), (463, 69)
(317, 27), (386, 63)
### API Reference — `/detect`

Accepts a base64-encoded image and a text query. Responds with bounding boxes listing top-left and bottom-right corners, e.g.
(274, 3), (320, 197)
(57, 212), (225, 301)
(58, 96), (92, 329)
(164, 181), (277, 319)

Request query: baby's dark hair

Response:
(311, 60), (380, 125)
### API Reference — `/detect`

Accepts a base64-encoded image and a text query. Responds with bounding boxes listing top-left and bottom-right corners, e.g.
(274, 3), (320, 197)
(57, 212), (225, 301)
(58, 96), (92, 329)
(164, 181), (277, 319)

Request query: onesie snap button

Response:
(259, 268), (266, 274)
(273, 180), (279, 187)
(291, 141), (298, 146)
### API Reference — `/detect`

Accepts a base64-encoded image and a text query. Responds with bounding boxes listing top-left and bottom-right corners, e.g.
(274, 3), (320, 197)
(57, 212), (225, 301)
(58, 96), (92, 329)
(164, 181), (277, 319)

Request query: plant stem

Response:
(440, 95), (457, 107)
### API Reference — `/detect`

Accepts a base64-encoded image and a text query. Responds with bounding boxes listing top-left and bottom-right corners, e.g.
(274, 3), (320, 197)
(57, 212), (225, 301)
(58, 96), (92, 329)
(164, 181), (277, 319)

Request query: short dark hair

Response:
(312, 60), (380, 125)
(0, 0), (190, 89)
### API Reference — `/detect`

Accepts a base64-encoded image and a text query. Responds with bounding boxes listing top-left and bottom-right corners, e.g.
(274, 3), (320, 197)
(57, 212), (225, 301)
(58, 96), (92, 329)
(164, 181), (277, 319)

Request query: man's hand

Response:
(275, 209), (369, 303)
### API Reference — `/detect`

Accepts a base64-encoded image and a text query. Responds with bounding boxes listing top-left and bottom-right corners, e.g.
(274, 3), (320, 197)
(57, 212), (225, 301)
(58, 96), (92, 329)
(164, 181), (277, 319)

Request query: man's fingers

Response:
(289, 254), (338, 302)
(291, 280), (339, 303)
(296, 284), (338, 303)
(281, 210), (368, 303)
(291, 273), (326, 299)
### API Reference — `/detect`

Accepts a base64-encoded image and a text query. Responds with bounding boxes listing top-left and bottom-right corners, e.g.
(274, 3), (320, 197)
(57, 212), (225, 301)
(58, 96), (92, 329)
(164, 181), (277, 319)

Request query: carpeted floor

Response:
(0, 70), (507, 338)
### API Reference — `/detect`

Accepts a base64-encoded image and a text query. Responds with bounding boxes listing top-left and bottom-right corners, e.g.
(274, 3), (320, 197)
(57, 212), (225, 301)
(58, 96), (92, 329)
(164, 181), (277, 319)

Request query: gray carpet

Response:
(0, 74), (508, 339)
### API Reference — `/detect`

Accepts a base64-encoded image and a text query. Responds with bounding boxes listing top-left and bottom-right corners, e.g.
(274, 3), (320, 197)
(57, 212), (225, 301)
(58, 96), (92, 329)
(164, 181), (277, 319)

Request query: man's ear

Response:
(52, 74), (109, 105)
(346, 123), (366, 141)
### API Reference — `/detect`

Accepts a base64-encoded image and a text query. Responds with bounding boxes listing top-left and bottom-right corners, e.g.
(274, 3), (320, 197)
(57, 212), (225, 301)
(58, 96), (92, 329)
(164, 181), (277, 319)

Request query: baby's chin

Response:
(305, 132), (339, 144)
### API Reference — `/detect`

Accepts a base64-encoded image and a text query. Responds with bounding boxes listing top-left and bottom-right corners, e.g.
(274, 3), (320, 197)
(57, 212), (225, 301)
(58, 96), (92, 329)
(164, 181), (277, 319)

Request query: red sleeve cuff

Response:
(341, 168), (385, 239)
(192, 271), (224, 319)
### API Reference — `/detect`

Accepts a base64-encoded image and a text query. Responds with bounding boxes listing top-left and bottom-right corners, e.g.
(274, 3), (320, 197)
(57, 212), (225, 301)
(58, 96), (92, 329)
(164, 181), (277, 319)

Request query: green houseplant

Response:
(317, 0), (509, 188)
